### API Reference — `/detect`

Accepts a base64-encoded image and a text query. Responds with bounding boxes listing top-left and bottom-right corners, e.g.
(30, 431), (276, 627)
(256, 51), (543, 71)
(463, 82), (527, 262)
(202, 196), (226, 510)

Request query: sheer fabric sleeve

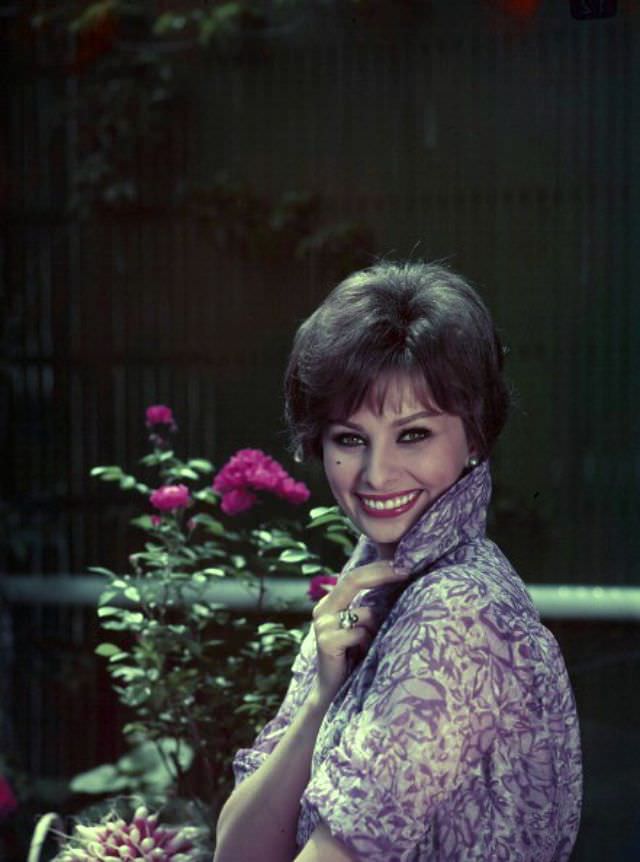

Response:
(302, 599), (498, 861)
(232, 534), (375, 787)
(232, 625), (318, 786)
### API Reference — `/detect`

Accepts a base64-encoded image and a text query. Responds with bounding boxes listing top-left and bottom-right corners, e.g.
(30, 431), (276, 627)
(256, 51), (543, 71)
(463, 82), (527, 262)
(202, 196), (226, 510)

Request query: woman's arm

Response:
(294, 822), (358, 862)
(214, 684), (333, 862)
(214, 560), (408, 862)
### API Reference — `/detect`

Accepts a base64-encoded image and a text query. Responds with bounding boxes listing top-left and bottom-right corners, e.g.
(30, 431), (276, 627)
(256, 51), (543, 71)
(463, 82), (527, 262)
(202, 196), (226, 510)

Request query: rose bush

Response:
(80, 406), (355, 844)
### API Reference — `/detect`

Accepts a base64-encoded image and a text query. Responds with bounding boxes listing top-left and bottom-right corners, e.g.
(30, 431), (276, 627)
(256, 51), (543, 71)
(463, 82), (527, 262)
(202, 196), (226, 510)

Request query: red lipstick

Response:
(357, 490), (422, 519)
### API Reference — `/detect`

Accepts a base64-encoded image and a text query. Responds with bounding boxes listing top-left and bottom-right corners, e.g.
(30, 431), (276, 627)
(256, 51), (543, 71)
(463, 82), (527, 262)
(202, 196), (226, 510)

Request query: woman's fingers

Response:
(313, 560), (409, 620)
(313, 605), (378, 639)
(313, 606), (377, 697)
(311, 562), (410, 700)
(315, 623), (373, 661)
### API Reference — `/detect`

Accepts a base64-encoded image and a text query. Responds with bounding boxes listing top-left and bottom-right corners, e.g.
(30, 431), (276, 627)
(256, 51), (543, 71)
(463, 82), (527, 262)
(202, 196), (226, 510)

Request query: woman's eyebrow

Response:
(328, 409), (440, 430)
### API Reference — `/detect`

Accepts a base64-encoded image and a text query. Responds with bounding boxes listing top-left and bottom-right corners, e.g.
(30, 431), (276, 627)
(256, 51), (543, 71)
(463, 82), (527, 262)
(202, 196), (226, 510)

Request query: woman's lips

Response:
(356, 490), (422, 519)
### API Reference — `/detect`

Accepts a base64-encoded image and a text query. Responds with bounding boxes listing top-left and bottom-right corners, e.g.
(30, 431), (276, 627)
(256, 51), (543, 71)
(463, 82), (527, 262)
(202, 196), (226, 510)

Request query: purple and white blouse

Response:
(233, 461), (583, 861)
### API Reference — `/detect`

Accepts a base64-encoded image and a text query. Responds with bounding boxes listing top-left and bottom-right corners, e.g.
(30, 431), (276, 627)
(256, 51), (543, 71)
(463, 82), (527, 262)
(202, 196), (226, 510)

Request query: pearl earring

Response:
(467, 455), (480, 470)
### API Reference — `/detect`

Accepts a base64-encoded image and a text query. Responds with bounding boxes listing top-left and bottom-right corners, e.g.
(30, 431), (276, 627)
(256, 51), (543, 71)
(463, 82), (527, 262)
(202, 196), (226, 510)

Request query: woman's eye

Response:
(331, 428), (430, 447)
(332, 433), (365, 447)
(400, 428), (431, 442)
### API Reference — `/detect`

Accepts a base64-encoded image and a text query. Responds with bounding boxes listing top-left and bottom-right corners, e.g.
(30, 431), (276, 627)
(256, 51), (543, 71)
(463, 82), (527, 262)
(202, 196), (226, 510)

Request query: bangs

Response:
(324, 354), (442, 424)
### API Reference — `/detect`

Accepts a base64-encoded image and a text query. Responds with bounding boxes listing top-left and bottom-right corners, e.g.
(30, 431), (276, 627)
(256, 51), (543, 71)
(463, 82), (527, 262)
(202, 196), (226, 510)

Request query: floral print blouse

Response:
(233, 461), (583, 861)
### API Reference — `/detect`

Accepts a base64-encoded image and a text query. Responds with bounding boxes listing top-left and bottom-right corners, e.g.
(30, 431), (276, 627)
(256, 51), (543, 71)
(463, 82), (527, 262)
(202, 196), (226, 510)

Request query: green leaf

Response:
(90, 466), (122, 478)
(254, 529), (272, 543)
(308, 505), (337, 519)
(153, 11), (188, 35)
(326, 534), (355, 553)
(121, 611), (144, 625)
(124, 586), (140, 602)
(120, 683), (152, 707)
(130, 515), (155, 530)
(112, 666), (146, 681)
(95, 643), (122, 657)
(91, 466), (125, 482)
(187, 458), (214, 473)
(171, 467), (199, 480)
(70, 763), (130, 795)
(192, 514), (225, 535)
(140, 453), (162, 466)
(119, 475), (137, 489)
(257, 622), (284, 634)
(278, 549), (310, 564)
(97, 606), (121, 618)
(199, 567), (226, 577)
(98, 590), (118, 605)
(255, 532), (306, 551)
(307, 512), (344, 528)
(193, 487), (219, 504)
(302, 563), (323, 575)
(88, 566), (115, 577)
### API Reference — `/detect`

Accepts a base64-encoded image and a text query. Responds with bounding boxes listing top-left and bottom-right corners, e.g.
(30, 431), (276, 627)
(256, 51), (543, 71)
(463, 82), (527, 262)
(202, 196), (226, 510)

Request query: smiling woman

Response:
(322, 377), (472, 559)
(213, 261), (583, 862)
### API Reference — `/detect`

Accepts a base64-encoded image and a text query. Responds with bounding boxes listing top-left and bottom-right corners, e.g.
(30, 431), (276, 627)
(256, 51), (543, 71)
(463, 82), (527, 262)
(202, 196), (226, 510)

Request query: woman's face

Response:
(322, 374), (474, 559)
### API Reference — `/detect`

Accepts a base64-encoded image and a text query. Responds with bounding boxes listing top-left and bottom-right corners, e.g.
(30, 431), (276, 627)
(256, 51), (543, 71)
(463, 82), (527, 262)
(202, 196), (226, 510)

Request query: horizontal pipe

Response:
(2, 575), (640, 620)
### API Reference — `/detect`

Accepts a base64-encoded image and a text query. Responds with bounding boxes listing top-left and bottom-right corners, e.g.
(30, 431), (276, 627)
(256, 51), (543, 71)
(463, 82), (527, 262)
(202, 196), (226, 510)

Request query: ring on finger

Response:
(338, 608), (359, 630)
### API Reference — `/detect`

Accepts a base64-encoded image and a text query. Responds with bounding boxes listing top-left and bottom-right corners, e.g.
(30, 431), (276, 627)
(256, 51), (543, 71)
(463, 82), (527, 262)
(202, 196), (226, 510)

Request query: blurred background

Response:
(1, 0), (639, 858)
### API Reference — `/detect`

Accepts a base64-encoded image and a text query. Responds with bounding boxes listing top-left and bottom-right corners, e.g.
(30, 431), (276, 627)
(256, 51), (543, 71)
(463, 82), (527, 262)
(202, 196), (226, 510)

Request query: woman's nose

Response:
(360, 443), (399, 489)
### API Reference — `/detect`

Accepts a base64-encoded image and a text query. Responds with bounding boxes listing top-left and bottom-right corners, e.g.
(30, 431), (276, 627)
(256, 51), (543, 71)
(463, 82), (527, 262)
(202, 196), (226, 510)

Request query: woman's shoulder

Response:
(399, 538), (536, 620)
(387, 545), (574, 690)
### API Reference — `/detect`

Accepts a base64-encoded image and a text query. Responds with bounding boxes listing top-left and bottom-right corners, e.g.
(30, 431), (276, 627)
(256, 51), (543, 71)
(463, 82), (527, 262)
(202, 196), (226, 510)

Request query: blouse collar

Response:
(346, 459), (492, 576)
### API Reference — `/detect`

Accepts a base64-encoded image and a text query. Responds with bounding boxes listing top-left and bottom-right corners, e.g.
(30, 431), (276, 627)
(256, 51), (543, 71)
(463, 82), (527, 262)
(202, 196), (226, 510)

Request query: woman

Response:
(214, 262), (582, 862)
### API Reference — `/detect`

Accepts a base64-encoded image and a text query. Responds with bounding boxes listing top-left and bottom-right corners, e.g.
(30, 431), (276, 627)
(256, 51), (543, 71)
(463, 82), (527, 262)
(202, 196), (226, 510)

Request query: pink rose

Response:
(221, 488), (257, 515)
(149, 484), (191, 512)
(145, 404), (175, 427)
(277, 477), (311, 504)
(245, 463), (282, 491)
(212, 464), (246, 494)
(307, 574), (338, 602)
(0, 776), (17, 817)
(212, 449), (310, 511)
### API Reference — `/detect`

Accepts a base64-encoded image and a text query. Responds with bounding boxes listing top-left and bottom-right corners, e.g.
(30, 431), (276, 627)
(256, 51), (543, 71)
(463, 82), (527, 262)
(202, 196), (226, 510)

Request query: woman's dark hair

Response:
(284, 261), (510, 460)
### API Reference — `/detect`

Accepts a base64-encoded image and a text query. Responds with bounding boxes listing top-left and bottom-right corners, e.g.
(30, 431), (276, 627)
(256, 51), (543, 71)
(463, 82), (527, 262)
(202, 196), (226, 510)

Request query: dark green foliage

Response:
(82, 430), (355, 838)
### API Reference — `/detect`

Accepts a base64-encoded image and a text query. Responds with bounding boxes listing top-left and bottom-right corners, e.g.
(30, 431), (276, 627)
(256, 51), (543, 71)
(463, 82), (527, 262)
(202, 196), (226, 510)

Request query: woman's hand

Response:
(310, 560), (409, 704)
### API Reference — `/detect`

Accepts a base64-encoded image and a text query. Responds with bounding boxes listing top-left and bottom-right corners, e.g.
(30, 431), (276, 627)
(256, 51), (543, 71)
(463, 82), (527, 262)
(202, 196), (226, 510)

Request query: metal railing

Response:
(3, 575), (640, 620)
